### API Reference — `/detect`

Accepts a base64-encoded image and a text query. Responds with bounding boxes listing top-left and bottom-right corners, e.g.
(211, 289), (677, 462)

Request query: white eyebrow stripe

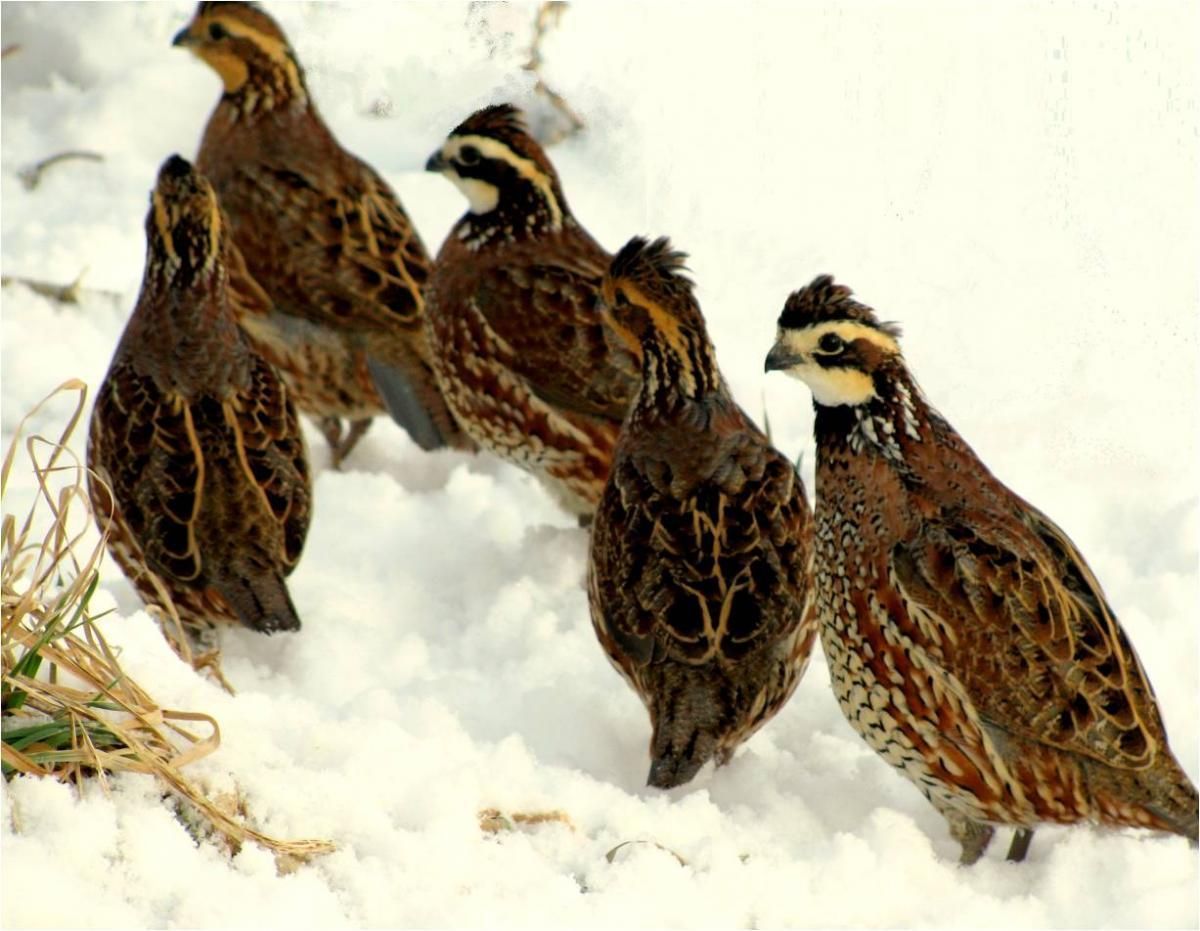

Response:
(445, 135), (563, 231)
(811, 320), (900, 356)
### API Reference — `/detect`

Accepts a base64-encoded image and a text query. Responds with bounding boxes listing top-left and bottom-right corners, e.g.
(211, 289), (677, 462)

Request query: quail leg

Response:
(319, 416), (344, 460)
(1006, 828), (1035, 862)
(940, 808), (995, 865)
(333, 417), (373, 467)
(319, 416), (372, 469)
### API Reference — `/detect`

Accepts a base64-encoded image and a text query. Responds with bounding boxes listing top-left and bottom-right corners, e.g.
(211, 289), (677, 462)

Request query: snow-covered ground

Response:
(2, 2), (1197, 926)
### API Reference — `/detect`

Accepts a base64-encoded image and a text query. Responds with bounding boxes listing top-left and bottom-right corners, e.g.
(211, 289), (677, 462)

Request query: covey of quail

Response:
(589, 237), (816, 788)
(88, 155), (311, 652)
(764, 276), (1199, 863)
(173, 1), (469, 465)
(422, 103), (638, 518)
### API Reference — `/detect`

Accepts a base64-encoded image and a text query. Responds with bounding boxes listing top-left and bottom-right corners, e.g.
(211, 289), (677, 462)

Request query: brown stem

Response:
(19, 150), (104, 191)
(522, 2), (585, 145)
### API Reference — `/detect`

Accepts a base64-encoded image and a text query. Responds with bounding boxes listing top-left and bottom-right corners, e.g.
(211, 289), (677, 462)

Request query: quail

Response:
(173, 1), (470, 466)
(765, 275), (1199, 863)
(588, 237), (816, 788)
(423, 103), (638, 518)
(88, 154), (311, 651)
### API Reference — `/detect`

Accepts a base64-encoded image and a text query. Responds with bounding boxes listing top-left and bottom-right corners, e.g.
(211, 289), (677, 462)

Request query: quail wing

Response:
(464, 253), (639, 424)
(891, 502), (1162, 771)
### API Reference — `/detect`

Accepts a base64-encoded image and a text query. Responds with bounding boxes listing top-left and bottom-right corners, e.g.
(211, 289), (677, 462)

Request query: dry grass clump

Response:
(2, 381), (334, 868)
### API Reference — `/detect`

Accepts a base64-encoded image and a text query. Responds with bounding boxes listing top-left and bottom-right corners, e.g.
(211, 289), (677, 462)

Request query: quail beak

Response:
(764, 341), (802, 373)
(171, 26), (195, 48)
(425, 150), (450, 173)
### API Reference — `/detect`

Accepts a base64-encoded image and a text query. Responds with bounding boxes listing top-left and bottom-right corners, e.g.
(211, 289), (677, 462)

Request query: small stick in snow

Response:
(478, 807), (576, 833)
(1, 267), (111, 305)
(19, 149), (104, 191)
(605, 839), (688, 867)
(2, 44), (21, 59)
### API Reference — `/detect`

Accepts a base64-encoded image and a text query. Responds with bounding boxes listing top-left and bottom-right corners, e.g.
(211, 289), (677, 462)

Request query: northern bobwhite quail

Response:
(423, 103), (638, 518)
(88, 154), (311, 650)
(765, 275), (1199, 863)
(589, 237), (816, 788)
(172, 1), (470, 466)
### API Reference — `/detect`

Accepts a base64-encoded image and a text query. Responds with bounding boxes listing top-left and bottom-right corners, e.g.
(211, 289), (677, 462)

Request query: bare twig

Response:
(1, 44), (20, 60)
(1, 270), (121, 305)
(522, 2), (585, 145)
(19, 150), (104, 191)
(605, 839), (688, 867)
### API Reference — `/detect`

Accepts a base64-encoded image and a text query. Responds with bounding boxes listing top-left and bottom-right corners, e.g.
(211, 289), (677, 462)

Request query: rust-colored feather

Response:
(424, 103), (638, 517)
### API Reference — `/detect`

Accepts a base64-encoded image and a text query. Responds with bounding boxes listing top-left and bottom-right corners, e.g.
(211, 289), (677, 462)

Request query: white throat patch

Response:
(449, 175), (500, 214)
(784, 363), (878, 406)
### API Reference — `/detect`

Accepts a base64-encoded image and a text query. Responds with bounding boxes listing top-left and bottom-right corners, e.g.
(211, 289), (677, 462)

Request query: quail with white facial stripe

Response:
(765, 275), (1198, 863)
(422, 104), (638, 519)
(174, 1), (471, 466)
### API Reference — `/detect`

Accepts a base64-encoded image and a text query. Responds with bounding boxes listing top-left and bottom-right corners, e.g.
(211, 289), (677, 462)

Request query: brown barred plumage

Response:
(88, 155), (311, 652)
(589, 237), (816, 787)
(766, 275), (1199, 862)
(422, 104), (638, 518)
(173, 1), (470, 465)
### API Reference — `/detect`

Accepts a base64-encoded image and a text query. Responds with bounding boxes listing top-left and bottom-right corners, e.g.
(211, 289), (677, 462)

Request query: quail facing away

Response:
(588, 237), (816, 788)
(764, 276), (1198, 863)
(173, 1), (470, 466)
(88, 155), (311, 652)
(423, 103), (638, 519)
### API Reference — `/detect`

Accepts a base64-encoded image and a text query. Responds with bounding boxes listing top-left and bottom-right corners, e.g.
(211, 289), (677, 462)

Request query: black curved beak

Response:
(171, 26), (194, 48)
(425, 150), (449, 173)
(764, 342), (801, 373)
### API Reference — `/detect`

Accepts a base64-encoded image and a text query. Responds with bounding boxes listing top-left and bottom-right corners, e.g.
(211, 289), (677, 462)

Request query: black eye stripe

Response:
(458, 145), (481, 166)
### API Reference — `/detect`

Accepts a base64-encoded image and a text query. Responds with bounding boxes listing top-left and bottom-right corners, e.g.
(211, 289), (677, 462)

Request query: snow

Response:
(2, 1), (1197, 927)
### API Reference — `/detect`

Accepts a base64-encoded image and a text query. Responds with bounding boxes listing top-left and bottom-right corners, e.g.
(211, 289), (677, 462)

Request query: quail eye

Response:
(458, 145), (481, 166)
(208, 22), (229, 40)
(818, 332), (845, 354)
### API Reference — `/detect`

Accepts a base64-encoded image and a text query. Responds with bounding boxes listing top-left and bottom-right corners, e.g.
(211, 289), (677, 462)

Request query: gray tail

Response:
(366, 355), (448, 452)
(647, 749), (708, 790)
(646, 673), (722, 789)
(1095, 754), (1200, 845)
(213, 571), (302, 634)
(1146, 754), (1199, 844)
(1164, 771), (1199, 844)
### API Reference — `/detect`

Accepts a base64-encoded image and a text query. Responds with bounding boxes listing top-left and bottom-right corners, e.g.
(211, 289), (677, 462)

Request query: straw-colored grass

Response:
(2, 381), (334, 869)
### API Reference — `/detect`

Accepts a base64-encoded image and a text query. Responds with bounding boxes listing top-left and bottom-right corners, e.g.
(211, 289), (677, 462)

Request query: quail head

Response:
(88, 154), (312, 655)
(765, 275), (1199, 863)
(588, 237), (816, 788)
(423, 103), (639, 519)
(173, 1), (470, 466)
